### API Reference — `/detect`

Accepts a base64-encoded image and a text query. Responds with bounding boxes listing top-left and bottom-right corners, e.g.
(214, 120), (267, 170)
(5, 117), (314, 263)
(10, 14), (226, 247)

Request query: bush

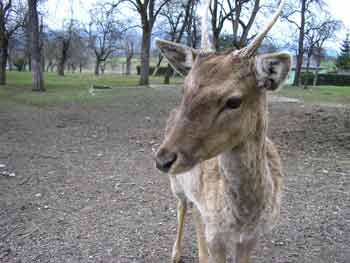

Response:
(301, 72), (350, 86)
(13, 57), (26, 71)
(136, 66), (173, 76)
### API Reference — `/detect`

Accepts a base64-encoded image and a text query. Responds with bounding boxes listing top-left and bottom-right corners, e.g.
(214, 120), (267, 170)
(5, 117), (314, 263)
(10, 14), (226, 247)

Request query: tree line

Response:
(0, 0), (344, 91)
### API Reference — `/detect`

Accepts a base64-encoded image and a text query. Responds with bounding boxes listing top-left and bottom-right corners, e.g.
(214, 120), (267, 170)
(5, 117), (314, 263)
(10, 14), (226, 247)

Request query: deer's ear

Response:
(255, 52), (291, 91)
(156, 39), (197, 76)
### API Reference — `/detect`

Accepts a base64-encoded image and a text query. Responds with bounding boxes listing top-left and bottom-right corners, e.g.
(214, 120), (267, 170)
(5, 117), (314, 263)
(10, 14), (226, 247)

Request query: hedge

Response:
(301, 72), (350, 86)
(136, 66), (173, 76)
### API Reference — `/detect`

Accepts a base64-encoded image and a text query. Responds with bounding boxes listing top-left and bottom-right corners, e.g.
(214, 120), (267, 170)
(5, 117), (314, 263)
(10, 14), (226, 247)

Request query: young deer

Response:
(155, 0), (290, 262)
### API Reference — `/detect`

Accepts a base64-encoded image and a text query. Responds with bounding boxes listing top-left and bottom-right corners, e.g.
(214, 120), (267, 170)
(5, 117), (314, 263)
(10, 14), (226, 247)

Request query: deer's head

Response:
(155, 0), (290, 175)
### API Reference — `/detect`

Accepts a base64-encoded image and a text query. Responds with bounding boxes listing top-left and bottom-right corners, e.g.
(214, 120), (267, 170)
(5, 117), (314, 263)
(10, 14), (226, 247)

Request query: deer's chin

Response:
(168, 155), (198, 175)
(169, 164), (193, 176)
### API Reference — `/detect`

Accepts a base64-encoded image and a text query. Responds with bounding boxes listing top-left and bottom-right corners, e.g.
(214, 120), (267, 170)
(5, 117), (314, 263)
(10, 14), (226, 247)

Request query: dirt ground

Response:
(0, 87), (349, 263)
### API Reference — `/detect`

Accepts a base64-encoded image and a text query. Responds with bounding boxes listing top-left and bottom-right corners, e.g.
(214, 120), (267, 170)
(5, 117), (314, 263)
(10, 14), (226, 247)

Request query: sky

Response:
(43, 0), (95, 28)
(327, 0), (350, 30)
(44, 0), (350, 46)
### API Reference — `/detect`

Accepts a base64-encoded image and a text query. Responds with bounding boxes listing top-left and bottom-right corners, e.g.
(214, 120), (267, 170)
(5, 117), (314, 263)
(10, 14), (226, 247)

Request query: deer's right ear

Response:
(156, 39), (197, 76)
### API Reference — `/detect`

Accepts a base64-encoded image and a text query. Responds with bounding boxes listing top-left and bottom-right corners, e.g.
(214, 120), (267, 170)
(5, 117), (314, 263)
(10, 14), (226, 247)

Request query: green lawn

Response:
(1, 71), (350, 107)
(0, 71), (183, 106)
(277, 85), (350, 105)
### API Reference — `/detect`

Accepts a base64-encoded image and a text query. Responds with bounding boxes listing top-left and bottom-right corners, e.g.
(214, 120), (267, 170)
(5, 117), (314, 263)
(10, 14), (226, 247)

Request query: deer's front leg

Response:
(235, 237), (257, 263)
(192, 207), (209, 263)
(206, 233), (226, 263)
(171, 199), (187, 263)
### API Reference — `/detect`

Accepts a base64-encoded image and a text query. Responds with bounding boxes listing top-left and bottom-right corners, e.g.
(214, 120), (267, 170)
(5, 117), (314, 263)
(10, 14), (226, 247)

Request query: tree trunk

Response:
(94, 59), (100, 76)
(126, 55), (132, 75)
(27, 54), (32, 71)
(100, 63), (105, 75)
(41, 53), (45, 72)
(304, 51), (312, 89)
(192, 17), (198, 48)
(71, 64), (76, 74)
(313, 57), (321, 86)
(293, 0), (306, 87)
(57, 41), (69, 76)
(46, 61), (52, 72)
(57, 61), (65, 76)
(139, 28), (151, 85)
(163, 64), (172, 84)
(79, 62), (82, 73)
(28, 0), (45, 91)
(152, 54), (163, 76)
(7, 52), (12, 71)
(0, 40), (8, 85)
(213, 30), (220, 51)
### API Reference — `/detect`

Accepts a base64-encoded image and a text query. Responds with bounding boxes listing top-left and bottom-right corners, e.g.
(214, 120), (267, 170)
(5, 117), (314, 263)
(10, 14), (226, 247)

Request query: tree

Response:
(111, 0), (171, 85)
(159, 0), (196, 83)
(336, 34), (350, 71)
(65, 29), (89, 73)
(282, 0), (326, 87)
(303, 16), (341, 88)
(0, 0), (25, 85)
(87, 3), (124, 76)
(56, 20), (76, 76)
(43, 31), (58, 72)
(124, 36), (134, 75)
(27, 0), (44, 91)
(209, 0), (262, 50)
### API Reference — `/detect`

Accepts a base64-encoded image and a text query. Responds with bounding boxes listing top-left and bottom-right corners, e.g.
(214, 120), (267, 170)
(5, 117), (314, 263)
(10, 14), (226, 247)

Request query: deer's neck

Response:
(218, 94), (272, 228)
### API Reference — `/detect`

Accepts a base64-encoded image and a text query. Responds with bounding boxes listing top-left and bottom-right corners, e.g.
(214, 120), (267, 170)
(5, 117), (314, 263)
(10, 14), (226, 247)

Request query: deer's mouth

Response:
(155, 148), (198, 175)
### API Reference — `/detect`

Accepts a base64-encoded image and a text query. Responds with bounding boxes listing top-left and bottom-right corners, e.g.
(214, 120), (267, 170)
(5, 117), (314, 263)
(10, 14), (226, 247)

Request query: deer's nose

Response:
(155, 149), (177, 173)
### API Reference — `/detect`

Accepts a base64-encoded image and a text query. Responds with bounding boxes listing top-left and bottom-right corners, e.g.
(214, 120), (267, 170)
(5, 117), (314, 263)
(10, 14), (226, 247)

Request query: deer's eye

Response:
(225, 97), (242, 109)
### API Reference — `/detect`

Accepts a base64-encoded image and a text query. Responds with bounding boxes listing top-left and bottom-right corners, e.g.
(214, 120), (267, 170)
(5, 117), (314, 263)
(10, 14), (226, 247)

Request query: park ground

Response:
(0, 72), (350, 262)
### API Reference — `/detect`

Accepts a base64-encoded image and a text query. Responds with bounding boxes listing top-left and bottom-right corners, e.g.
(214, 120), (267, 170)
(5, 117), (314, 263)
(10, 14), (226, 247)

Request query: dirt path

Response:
(0, 87), (349, 263)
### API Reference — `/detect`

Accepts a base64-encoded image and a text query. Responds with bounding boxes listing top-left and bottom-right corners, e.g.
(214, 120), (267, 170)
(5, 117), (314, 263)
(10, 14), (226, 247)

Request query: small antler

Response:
(201, 0), (213, 51)
(238, 0), (285, 57)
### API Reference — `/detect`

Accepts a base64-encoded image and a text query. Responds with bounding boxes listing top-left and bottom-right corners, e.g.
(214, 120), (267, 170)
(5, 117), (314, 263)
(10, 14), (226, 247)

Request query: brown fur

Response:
(155, 49), (289, 263)
(155, 13), (290, 261)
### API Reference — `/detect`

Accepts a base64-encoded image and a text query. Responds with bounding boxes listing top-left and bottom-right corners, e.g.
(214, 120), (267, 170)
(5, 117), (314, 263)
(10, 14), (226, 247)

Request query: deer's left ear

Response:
(156, 38), (197, 76)
(255, 52), (291, 91)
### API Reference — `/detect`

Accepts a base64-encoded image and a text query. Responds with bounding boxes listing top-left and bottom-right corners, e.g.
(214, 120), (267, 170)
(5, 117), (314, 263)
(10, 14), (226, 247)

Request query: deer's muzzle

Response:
(155, 148), (178, 173)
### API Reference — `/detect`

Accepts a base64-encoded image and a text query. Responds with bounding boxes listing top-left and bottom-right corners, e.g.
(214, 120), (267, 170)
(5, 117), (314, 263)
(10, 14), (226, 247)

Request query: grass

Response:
(0, 71), (183, 106)
(1, 71), (350, 107)
(277, 85), (350, 105)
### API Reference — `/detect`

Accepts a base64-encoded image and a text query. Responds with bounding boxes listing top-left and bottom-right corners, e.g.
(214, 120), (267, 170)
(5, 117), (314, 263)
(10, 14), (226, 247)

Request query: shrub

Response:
(136, 66), (173, 76)
(301, 72), (350, 86)
(13, 57), (26, 71)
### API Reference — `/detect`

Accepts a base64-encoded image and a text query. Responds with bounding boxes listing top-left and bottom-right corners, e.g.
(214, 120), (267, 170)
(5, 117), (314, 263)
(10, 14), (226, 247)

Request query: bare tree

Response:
(111, 0), (171, 85)
(65, 29), (89, 73)
(43, 31), (58, 72)
(73, 38), (89, 74)
(125, 37), (134, 75)
(159, 0), (196, 83)
(0, 0), (25, 85)
(207, 0), (268, 50)
(55, 20), (76, 76)
(210, 0), (231, 50)
(303, 16), (341, 87)
(87, 3), (124, 76)
(282, 0), (326, 86)
(27, 0), (44, 91)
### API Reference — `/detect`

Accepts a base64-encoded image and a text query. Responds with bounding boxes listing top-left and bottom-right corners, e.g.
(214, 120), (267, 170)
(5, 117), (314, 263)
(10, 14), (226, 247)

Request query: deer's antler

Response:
(238, 0), (285, 57)
(201, 0), (213, 51)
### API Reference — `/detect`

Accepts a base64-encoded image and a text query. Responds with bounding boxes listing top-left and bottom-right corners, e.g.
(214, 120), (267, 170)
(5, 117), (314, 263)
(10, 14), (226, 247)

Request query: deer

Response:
(154, 0), (290, 262)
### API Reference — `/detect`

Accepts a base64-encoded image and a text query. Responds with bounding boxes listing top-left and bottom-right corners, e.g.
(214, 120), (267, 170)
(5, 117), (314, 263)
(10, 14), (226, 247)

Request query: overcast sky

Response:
(44, 0), (349, 47)
(45, 0), (350, 26)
